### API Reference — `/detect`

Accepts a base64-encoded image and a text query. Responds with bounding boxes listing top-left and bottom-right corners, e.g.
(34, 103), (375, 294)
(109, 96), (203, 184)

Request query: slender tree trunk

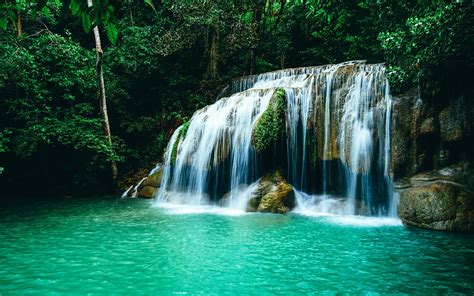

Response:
(206, 26), (220, 80)
(17, 11), (21, 37)
(87, 0), (118, 181)
(249, 49), (256, 75)
(128, 0), (134, 26)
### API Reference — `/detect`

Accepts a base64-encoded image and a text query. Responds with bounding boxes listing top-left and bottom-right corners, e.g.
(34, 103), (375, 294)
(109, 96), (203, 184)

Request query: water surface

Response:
(0, 197), (473, 294)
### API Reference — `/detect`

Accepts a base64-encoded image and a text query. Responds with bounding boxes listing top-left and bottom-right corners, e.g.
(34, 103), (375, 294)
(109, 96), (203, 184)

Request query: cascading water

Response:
(154, 61), (395, 216)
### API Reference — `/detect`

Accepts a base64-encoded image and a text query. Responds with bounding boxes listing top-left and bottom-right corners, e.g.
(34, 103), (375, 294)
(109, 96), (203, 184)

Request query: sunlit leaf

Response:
(81, 12), (92, 32)
(69, 0), (80, 15)
(106, 23), (118, 44)
(0, 18), (6, 31)
(144, 0), (157, 15)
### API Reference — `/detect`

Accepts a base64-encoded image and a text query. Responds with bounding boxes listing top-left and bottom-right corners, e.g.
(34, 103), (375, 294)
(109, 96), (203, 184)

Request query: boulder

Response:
(137, 186), (157, 199)
(120, 164), (164, 198)
(246, 170), (296, 214)
(397, 163), (474, 232)
(142, 169), (163, 187)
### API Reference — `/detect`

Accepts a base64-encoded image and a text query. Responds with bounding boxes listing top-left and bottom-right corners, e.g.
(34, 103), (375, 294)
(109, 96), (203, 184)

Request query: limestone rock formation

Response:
(136, 168), (163, 198)
(397, 163), (474, 232)
(246, 170), (296, 214)
(121, 164), (163, 198)
(390, 92), (474, 179)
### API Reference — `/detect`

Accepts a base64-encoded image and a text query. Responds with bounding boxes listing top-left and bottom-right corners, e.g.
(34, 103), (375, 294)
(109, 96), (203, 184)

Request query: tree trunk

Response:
(250, 48), (256, 75)
(87, 0), (118, 181)
(280, 54), (285, 69)
(17, 11), (21, 37)
(128, 0), (134, 26)
(206, 26), (220, 80)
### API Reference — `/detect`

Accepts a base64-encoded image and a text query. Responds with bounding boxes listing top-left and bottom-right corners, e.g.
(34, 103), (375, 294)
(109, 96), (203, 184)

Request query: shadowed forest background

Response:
(0, 0), (473, 197)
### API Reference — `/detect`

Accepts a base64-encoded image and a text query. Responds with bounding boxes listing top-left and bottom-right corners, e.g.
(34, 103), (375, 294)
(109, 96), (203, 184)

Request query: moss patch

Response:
(171, 121), (190, 165)
(252, 88), (286, 153)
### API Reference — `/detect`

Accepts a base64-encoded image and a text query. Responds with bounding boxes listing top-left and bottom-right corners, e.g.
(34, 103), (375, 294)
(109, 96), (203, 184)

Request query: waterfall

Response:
(154, 61), (394, 216)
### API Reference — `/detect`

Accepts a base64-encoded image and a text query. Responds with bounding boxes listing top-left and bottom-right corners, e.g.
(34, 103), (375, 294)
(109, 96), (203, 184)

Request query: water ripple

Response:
(0, 197), (473, 294)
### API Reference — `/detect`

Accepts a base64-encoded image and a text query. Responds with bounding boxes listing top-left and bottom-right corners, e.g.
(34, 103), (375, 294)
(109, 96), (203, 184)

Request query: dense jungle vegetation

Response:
(0, 0), (473, 197)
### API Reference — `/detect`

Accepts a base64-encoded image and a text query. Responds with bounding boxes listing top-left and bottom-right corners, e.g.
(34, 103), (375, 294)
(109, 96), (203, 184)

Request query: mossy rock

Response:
(246, 170), (295, 214)
(171, 121), (190, 165)
(252, 88), (286, 153)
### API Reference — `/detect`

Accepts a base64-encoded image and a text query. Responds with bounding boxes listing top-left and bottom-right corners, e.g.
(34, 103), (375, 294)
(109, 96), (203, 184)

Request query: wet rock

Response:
(439, 97), (466, 142)
(211, 128), (232, 167)
(397, 163), (474, 232)
(420, 117), (437, 135)
(120, 164), (163, 198)
(117, 167), (151, 193)
(390, 92), (428, 178)
(246, 170), (295, 214)
(137, 186), (157, 199)
(142, 169), (163, 187)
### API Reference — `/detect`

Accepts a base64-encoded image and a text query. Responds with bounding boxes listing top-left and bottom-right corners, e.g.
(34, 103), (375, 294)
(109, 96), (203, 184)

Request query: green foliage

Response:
(252, 88), (286, 153)
(171, 121), (189, 164)
(1, 0), (473, 195)
(170, 120), (190, 165)
(0, 130), (12, 153)
(379, 3), (473, 94)
(68, 0), (119, 44)
(178, 121), (190, 140)
(14, 113), (126, 163)
(0, 1), (60, 35)
(144, 0), (157, 15)
(0, 30), (126, 185)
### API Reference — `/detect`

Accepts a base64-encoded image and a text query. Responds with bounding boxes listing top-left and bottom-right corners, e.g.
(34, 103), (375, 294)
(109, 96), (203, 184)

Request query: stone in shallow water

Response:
(246, 170), (296, 214)
(397, 164), (474, 232)
(137, 186), (157, 199)
(125, 165), (163, 198)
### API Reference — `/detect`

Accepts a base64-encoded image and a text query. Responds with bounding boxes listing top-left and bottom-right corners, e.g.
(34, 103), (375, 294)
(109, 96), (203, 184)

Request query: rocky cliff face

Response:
(391, 90), (474, 232)
(391, 91), (474, 178)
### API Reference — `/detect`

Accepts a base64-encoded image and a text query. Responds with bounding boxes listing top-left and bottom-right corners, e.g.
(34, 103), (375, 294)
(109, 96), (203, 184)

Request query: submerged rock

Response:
(247, 170), (296, 214)
(397, 163), (474, 232)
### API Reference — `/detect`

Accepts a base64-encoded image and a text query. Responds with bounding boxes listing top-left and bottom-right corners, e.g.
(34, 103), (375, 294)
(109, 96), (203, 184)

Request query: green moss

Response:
(252, 88), (286, 153)
(170, 121), (190, 165)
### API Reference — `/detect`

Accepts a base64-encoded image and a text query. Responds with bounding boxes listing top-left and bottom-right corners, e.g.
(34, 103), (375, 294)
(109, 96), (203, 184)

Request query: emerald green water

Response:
(0, 197), (473, 294)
